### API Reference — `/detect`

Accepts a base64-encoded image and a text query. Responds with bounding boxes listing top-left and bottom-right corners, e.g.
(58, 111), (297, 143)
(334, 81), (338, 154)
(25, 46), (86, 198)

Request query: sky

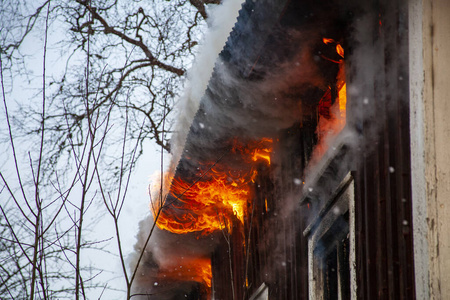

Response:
(0, 0), (243, 298)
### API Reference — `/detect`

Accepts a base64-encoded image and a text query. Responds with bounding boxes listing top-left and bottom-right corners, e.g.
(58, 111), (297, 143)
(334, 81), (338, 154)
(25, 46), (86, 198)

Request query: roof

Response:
(163, 0), (347, 233)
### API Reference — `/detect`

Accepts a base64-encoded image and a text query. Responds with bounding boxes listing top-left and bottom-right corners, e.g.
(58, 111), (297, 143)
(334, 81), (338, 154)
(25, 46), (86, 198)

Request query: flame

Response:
(151, 139), (273, 294)
(322, 37), (334, 44)
(251, 144), (272, 164)
(153, 138), (273, 235)
(157, 170), (252, 235)
(321, 37), (344, 60)
(338, 80), (346, 120)
(311, 38), (346, 162)
(232, 137), (273, 165)
(336, 44), (344, 58)
(158, 258), (212, 288)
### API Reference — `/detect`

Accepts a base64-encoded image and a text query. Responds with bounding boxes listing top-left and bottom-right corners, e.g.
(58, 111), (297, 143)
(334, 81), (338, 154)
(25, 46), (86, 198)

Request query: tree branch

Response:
(76, 0), (185, 76)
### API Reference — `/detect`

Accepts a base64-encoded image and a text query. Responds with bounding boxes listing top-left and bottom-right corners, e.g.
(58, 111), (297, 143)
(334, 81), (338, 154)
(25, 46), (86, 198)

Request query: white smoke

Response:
(130, 0), (244, 298)
(169, 0), (244, 175)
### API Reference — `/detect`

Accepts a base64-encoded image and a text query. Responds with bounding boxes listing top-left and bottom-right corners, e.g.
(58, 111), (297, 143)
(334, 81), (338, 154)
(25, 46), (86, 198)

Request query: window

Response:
(304, 173), (356, 300)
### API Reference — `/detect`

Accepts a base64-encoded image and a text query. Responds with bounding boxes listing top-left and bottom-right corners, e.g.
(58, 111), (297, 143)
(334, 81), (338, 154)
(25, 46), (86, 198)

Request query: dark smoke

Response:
(130, 215), (220, 299)
(130, 0), (363, 297)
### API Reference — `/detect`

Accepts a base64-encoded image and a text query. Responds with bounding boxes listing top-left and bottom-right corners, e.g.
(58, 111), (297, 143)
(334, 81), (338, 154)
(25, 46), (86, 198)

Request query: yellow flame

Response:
(154, 138), (273, 235)
(336, 44), (344, 58)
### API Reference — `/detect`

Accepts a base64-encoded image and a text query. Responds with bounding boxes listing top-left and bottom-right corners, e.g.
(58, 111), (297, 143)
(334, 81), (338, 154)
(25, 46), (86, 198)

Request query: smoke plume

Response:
(129, 0), (243, 298)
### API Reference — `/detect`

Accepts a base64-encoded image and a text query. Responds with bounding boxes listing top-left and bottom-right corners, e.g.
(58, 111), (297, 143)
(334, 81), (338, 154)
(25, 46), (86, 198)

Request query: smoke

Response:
(169, 0), (334, 174)
(130, 0), (243, 298)
(168, 0), (244, 176)
(130, 0), (408, 297)
(263, 3), (411, 287)
(129, 215), (219, 299)
(175, 27), (334, 175)
(139, 1), (350, 295)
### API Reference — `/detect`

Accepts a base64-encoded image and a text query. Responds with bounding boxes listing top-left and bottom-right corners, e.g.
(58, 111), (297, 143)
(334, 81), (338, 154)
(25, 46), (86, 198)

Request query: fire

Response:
(312, 37), (346, 161)
(250, 138), (272, 164)
(157, 170), (252, 235)
(338, 79), (346, 119)
(153, 138), (273, 235)
(158, 258), (212, 288)
(336, 44), (344, 58)
(150, 139), (272, 293)
(231, 137), (273, 165)
(322, 37), (344, 59)
(322, 37), (334, 44)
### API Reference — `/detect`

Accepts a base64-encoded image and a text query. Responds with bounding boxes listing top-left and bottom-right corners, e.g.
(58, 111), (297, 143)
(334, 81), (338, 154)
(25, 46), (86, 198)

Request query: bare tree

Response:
(0, 0), (222, 298)
(1, 0), (218, 185)
(0, 208), (30, 299)
(0, 3), (80, 297)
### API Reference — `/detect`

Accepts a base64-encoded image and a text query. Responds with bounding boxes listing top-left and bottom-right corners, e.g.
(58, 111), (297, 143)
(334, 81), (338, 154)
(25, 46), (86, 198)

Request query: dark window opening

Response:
(324, 247), (338, 300)
(313, 211), (351, 300)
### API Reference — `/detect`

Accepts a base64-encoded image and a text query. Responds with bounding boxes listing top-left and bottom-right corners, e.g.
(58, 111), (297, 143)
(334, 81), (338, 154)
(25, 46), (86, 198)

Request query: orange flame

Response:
(322, 37), (334, 44)
(322, 37), (344, 60)
(252, 146), (272, 165)
(336, 44), (344, 58)
(158, 258), (212, 288)
(153, 138), (273, 236)
(311, 38), (346, 162)
(232, 137), (273, 165)
(157, 171), (252, 235)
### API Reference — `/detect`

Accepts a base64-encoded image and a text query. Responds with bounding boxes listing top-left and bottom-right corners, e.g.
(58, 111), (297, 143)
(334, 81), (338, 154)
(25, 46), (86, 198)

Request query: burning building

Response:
(131, 0), (450, 299)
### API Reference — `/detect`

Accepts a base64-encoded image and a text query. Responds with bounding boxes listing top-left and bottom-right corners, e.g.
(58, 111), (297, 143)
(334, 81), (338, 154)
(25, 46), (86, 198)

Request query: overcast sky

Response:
(1, 0), (243, 298)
